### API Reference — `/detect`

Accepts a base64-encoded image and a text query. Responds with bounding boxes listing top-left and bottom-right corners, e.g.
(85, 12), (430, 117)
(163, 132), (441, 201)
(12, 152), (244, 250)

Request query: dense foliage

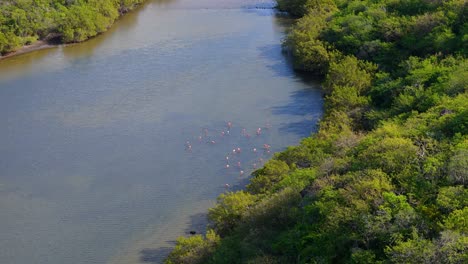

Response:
(0, 0), (145, 55)
(167, 0), (467, 263)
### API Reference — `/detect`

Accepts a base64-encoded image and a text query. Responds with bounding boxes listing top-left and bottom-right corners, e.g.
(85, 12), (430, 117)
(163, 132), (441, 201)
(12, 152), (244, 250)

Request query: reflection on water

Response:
(0, 1), (322, 264)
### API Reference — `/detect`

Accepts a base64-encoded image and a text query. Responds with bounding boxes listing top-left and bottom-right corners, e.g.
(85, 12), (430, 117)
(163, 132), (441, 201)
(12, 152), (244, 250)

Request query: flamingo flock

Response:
(183, 121), (274, 187)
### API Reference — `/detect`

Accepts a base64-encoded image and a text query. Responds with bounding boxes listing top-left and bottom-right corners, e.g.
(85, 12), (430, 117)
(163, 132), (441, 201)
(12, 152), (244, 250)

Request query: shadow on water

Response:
(273, 90), (322, 116)
(257, 44), (323, 137)
(257, 43), (323, 138)
(258, 44), (322, 87)
(140, 247), (174, 263)
(138, 175), (251, 263)
(273, 90), (323, 137)
(138, 213), (208, 264)
(278, 118), (321, 138)
(258, 44), (295, 78)
(183, 212), (208, 236)
(228, 177), (253, 192)
(243, 4), (277, 16)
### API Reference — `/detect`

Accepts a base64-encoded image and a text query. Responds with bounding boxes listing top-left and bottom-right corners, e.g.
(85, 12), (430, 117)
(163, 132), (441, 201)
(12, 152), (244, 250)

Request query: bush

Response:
(247, 160), (290, 194)
(208, 191), (257, 236)
(165, 230), (220, 264)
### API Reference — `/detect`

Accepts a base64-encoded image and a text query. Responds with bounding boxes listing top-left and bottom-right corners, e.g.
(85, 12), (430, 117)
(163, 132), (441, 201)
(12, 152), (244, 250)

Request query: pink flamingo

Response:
(256, 128), (262, 135)
(239, 170), (244, 176)
(237, 161), (241, 168)
(227, 121), (232, 129)
(184, 141), (192, 152)
(253, 148), (257, 153)
(225, 164), (230, 169)
(236, 147), (241, 154)
(253, 163), (257, 169)
(221, 131), (225, 136)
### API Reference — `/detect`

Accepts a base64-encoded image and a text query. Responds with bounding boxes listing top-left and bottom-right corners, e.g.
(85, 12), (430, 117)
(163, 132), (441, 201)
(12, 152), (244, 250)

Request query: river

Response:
(0, 1), (322, 263)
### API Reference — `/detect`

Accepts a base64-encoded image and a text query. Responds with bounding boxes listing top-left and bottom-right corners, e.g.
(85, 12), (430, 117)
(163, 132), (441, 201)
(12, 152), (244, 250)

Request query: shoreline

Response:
(0, 41), (59, 60)
(0, 2), (146, 61)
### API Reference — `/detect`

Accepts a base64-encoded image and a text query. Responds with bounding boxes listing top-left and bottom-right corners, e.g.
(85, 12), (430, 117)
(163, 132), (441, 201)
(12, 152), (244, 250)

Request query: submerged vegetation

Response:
(0, 0), (145, 55)
(167, 0), (467, 263)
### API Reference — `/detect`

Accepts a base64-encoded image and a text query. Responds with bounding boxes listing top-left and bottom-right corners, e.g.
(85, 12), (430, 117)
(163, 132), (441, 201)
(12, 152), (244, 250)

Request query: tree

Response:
(247, 160), (290, 194)
(165, 230), (220, 264)
(208, 191), (257, 236)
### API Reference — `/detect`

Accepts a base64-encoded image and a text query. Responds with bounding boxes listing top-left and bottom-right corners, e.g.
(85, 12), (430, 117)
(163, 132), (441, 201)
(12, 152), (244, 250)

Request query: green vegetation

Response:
(0, 0), (145, 55)
(167, 0), (467, 263)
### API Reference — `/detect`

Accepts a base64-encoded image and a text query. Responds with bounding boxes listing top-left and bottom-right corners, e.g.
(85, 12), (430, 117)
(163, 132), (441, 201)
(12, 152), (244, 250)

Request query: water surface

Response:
(0, 1), (322, 263)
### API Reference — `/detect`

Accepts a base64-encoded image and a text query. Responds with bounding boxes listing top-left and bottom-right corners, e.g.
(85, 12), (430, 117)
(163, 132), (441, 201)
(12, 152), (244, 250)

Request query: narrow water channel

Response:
(0, 1), (323, 263)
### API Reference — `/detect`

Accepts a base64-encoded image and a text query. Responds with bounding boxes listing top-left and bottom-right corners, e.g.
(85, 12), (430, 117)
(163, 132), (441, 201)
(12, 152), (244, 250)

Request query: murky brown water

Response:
(0, 1), (322, 263)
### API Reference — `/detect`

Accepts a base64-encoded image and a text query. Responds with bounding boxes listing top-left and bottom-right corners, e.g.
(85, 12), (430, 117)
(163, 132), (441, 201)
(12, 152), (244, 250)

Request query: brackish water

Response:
(0, 1), (322, 263)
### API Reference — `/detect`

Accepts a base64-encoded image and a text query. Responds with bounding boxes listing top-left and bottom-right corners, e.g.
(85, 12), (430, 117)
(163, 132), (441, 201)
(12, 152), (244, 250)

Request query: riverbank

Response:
(0, 0), (146, 58)
(0, 41), (58, 60)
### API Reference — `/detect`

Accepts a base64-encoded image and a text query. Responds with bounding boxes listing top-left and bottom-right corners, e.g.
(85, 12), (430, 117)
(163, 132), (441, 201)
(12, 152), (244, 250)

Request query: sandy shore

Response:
(0, 40), (59, 60)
